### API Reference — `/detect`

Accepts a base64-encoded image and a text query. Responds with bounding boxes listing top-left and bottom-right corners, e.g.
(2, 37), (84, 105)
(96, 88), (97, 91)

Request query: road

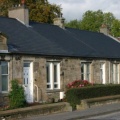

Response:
(85, 111), (120, 120)
(21, 103), (120, 120)
(22, 111), (120, 120)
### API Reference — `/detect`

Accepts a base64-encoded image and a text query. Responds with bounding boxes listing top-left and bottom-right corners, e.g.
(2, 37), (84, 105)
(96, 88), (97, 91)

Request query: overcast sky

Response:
(48, 0), (120, 22)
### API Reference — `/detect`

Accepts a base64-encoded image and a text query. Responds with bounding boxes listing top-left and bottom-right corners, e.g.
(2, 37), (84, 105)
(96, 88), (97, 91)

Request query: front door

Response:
(23, 62), (33, 103)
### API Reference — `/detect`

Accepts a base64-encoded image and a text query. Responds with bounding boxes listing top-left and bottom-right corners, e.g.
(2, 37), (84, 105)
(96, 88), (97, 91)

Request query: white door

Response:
(23, 62), (33, 103)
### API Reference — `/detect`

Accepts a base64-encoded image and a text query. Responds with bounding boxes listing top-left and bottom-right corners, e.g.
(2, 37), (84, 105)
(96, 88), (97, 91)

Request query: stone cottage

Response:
(0, 5), (120, 103)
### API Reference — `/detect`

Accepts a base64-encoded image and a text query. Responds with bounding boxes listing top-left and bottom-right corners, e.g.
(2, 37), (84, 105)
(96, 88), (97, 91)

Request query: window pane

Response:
(2, 75), (8, 91)
(47, 84), (51, 88)
(81, 63), (84, 80)
(24, 63), (30, 67)
(81, 63), (84, 73)
(115, 64), (119, 84)
(100, 69), (103, 81)
(54, 64), (57, 82)
(46, 65), (50, 83)
(81, 63), (90, 80)
(86, 64), (90, 73)
(54, 84), (58, 88)
(1, 62), (8, 74)
(86, 64), (90, 80)
(111, 64), (113, 83)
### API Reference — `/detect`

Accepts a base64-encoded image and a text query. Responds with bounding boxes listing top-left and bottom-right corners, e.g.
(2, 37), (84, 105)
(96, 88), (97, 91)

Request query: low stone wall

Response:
(0, 102), (72, 120)
(77, 95), (120, 110)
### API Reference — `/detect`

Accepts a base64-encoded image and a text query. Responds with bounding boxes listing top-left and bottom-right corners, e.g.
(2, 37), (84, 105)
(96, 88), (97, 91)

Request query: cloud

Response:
(48, 0), (120, 21)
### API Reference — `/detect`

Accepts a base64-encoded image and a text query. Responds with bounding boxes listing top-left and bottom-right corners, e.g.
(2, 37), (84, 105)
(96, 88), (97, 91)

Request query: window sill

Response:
(0, 92), (9, 97)
(46, 89), (62, 93)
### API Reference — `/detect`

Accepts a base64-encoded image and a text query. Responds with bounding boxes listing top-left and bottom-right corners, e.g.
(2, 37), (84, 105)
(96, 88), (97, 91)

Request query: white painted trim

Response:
(0, 50), (8, 53)
(108, 35), (120, 43)
(30, 61), (33, 102)
(57, 63), (60, 89)
(23, 61), (33, 103)
(46, 62), (60, 90)
(50, 63), (53, 89)
(102, 63), (106, 84)
(100, 63), (106, 84)
(118, 64), (120, 84)
(81, 62), (91, 82)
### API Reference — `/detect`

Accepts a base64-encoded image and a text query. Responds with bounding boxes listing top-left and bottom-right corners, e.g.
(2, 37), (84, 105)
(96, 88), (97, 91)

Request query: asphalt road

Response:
(21, 103), (120, 120)
(86, 111), (120, 120)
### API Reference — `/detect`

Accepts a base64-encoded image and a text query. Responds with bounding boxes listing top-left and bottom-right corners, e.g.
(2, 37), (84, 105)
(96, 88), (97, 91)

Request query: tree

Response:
(65, 19), (81, 29)
(103, 12), (115, 30)
(0, 0), (13, 16)
(65, 10), (119, 37)
(27, 1), (61, 23)
(111, 19), (120, 37)
(80, 10), (104, 32)
(0, 0), (61, 23)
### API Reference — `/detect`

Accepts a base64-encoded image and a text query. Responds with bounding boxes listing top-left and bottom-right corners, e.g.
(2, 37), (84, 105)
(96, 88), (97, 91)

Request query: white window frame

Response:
(46, 62), (60, 90)
(0, 61), (9, 93)
(111, 63), (119, 84)
(100, 63), (106, 84)
(81, 62), (91, 81)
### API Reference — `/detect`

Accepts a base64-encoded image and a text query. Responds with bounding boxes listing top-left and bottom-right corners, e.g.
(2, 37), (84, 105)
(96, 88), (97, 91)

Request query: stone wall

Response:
(0, 102), (72, 120)
(1, 54), (120, 103)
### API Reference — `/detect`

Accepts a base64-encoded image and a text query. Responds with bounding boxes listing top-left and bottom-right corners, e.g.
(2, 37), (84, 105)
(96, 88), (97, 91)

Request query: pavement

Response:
(22, 103), (120, 120)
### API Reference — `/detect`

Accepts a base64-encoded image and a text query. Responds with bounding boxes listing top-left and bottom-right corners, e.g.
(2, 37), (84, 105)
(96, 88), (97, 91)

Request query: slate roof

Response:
(0, 16), (120, 59)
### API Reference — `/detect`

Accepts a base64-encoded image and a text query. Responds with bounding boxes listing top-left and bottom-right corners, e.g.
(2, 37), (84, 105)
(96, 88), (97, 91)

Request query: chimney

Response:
(100, 24), (109, 35)
(8, 0), (29, 26)
(53, 13), (65, 29)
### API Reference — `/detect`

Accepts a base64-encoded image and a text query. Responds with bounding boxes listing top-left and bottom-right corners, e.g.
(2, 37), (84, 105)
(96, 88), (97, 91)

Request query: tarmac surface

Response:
(22, 103), (120, 120)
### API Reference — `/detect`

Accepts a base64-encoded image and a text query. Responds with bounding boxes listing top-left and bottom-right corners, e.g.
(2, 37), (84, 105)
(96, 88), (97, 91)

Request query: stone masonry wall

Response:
(3, 55), (120, 103)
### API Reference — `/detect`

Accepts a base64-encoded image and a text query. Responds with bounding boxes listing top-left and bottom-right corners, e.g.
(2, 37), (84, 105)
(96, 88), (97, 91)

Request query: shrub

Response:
(9, 80), (26, 109)
(65, 84), (120, 109)
(66, 80), (93, 89)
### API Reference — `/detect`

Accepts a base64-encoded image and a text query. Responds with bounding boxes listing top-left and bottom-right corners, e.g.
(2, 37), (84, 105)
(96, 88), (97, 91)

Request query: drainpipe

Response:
(12, 54), (13, 80)
(109, 62), (111, 83)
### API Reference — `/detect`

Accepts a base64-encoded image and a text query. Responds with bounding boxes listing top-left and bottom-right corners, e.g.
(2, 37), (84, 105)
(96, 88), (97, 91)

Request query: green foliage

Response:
(111, 19), (120, 37)
(27, 0), (61, 23)
(65, 84), (120, 109)
(80, 10), (104, 32)
(65, 19), (81, 29)
(0, 0), (13, 16)
(103, 12), (115, 30)
(0, 0), (61, 23)
(65, 10), (119, 37)
(9, 80), (26, 109)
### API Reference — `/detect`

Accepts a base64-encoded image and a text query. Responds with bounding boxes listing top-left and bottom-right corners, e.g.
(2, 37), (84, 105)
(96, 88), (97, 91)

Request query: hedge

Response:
(65, 84), (120, 109)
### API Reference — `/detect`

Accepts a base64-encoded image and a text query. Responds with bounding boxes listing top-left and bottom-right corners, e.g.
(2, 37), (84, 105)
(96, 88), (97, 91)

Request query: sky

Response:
(48, 0), (120, 22)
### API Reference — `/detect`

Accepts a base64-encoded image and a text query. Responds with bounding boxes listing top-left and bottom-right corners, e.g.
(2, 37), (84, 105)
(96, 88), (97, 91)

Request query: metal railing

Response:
(34, 84), (39, 102)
